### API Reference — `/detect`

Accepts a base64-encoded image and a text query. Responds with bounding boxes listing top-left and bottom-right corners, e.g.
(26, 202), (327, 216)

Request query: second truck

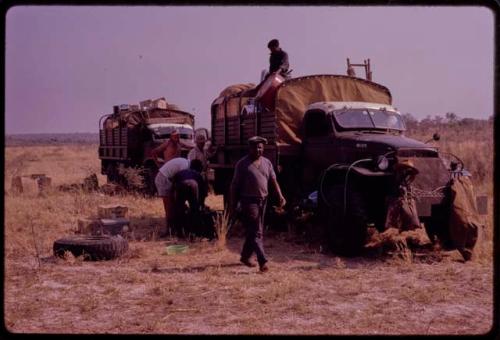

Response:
(98, 97), (201, 195)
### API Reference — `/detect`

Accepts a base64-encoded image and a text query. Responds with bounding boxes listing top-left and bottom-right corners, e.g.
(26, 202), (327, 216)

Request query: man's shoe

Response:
(240, 258), (256, 267)
(259, 263), (269, 272)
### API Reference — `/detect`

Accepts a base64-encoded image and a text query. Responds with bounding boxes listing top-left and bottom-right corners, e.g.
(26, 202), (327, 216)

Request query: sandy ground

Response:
(4, 232), (494, 335)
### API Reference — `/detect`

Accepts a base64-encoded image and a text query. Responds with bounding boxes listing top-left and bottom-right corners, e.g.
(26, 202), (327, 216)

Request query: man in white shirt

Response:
(155, 157), (190, 236)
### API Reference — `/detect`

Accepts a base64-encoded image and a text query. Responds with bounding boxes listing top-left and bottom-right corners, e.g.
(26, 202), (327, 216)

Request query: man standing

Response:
(187, 133), (216, 179)
(230, 136), (286, 272)
(155, 157), (190, 237)
(268, 39), (290, 76)
(171, 159), (208, 238)
(151, 129), (183, 164)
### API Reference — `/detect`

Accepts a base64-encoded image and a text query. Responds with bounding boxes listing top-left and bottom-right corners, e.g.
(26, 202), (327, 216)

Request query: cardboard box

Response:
(98, 204), (129, 219)
(140, 99), (152, 110)
(152, 97), (167, 109)
(99, 218), (130, 236)
(77, 218), (101, 235)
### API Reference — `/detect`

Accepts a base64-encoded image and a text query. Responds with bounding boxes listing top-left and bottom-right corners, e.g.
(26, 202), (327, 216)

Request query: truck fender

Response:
(318, 164), (349, 207)
(319, 161), (388, 209)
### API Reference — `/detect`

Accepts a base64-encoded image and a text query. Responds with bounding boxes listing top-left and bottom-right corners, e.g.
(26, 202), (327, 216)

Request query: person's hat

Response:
(195, 134), (207, 142)
(248, 136), (268, 145)
(171, 129), (179, 135)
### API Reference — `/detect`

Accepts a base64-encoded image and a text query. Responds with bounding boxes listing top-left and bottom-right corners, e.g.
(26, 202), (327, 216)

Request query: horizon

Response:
(5, 112), (492, 136)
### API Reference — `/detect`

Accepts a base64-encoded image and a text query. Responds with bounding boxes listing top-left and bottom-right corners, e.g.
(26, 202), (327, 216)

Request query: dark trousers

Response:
(240, 198), (267, 266)
(172, 179), (201, 237)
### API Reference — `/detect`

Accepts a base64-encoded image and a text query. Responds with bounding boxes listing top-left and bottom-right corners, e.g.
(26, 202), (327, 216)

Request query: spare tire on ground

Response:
(53, 235), (128, 261)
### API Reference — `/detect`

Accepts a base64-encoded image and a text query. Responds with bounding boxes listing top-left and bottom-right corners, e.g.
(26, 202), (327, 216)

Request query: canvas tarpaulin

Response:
(274, 75), (392, 145)
(217, 83), (256, 99)
(448, 176), (483, 261)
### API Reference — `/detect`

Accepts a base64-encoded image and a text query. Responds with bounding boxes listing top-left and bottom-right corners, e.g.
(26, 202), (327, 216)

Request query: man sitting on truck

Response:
(171, 159), (208, 238)
(268, 39), (290, 77)
(154, 157), (190, 237)
(151, 129), (185, 165)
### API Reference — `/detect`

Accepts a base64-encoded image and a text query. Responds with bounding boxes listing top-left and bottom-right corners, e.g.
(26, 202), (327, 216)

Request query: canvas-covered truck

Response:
(98, 98), (197, 195)
(209, 72), (487, 258)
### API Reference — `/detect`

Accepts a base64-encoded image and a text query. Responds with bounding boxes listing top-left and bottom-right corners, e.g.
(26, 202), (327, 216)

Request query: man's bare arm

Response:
(270, 177), (286, 207)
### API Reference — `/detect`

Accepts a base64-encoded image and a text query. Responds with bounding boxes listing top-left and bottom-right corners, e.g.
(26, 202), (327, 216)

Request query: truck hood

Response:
(341, 132), (433, 150)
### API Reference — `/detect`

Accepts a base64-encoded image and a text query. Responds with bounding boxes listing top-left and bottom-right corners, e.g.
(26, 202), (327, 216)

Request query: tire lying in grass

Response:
(53, 235), (129, 261)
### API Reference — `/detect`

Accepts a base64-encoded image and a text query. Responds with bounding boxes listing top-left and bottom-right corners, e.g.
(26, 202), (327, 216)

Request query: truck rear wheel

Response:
(321, 184), (368, 256)
(105, 163), (119, 183)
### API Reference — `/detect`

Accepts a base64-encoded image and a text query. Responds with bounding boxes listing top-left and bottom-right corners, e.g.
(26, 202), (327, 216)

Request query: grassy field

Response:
(3, 123), (494, 334)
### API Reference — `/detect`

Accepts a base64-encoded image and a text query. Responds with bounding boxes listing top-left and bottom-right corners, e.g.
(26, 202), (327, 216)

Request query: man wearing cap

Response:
(155, 157), (190, 237)
(229, 136), (286, 272)
(151, 129), (183, 165)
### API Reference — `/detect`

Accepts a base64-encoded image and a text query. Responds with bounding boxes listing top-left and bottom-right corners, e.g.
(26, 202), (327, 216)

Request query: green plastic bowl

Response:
(165, 244), (189, 255)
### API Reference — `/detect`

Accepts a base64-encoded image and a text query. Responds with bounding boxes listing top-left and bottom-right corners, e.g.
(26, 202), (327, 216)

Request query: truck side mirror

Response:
(425, 132), (440, 144)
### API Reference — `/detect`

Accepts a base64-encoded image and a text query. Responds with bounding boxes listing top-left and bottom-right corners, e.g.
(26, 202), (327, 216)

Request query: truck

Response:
(209, 66), (487, 257)
(98, 97), (200, 195)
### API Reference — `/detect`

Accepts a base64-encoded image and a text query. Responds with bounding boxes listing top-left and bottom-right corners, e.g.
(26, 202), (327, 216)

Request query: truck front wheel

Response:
(320, 184), (368, 256)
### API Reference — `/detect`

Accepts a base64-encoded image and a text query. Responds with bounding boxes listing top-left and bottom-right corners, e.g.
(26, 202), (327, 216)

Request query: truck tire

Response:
(321, 184), (368, 256)
(53, 235), (129, 261)
(106, 163), (119, 184)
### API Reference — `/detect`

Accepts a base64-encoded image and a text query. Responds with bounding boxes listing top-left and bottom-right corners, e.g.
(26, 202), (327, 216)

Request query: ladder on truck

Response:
(346, 58), (373, 81)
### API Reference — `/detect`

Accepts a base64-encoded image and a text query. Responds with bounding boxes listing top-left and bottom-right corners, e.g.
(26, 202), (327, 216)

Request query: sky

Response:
(5, 6), (494, 134)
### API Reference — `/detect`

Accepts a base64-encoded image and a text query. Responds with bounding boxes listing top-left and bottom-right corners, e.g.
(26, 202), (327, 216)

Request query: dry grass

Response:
(214, 209), (230, 250)
(3, 135), (494, 334)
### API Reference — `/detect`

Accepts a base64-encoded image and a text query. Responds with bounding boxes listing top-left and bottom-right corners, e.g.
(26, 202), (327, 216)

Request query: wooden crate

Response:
(99, 218), (130, 236)
(77, 218), (101, 235)
(98, 204), (129, 219)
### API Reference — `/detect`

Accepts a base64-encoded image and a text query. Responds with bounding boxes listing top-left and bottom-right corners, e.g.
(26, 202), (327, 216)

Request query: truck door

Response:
(302, 109), (335, 191)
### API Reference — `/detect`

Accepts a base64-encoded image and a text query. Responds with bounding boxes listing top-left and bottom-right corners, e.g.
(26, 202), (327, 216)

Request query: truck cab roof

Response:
(307, 101), (399, 113)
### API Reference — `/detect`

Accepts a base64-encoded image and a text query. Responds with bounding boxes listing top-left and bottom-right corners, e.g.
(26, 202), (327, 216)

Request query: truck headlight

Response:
(376, 155), (389, 171)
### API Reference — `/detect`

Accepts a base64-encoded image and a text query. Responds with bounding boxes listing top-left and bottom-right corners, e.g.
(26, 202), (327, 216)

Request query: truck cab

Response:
(301, 101), (430, 188)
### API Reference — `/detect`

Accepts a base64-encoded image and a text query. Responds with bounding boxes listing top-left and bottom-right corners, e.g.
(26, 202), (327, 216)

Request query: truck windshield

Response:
(333, 109), (405, 131)
(153, 127), (193, 140)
